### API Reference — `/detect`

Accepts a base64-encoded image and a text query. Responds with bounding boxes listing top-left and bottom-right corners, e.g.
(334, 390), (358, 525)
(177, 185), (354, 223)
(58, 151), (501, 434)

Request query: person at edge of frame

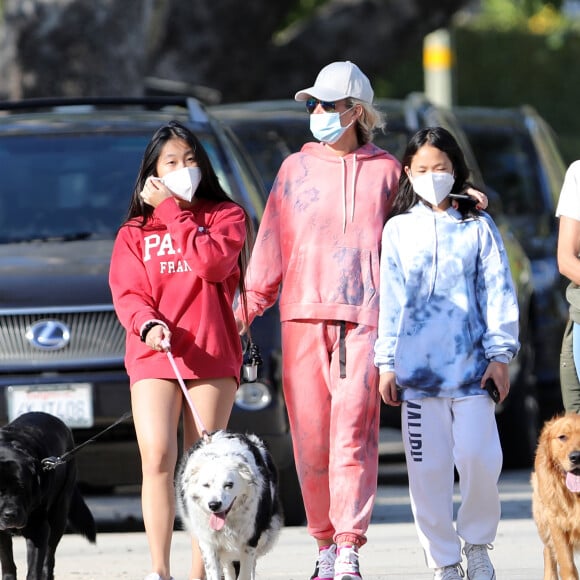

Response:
(556, 160), (580, 412)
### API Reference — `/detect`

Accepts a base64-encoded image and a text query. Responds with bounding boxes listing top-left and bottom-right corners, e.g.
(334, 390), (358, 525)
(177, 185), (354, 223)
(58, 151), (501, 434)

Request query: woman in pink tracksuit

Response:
(235, 61), (400, 580)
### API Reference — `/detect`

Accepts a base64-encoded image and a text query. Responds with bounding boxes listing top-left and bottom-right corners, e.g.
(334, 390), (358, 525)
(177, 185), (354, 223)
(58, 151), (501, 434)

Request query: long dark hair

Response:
(125, 120), (254, 319)
(126, 120), (241, 221)
(389, 126), (479, 220)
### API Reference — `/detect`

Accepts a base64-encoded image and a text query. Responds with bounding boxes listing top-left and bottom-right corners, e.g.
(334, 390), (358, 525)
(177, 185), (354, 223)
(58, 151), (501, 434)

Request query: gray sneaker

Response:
(433, 563), (465, 580)
(463, 543), (496, 580)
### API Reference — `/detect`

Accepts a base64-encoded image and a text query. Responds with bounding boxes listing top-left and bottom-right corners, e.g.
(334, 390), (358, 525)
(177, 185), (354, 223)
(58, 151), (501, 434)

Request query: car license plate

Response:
(6, 383), (94, 428)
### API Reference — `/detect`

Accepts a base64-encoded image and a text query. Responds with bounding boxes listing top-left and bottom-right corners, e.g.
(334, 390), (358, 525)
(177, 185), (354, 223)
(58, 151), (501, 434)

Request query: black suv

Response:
(211, 95), (543, 467)
(454, 105), (568, 410)
(0, 97), (304, 524)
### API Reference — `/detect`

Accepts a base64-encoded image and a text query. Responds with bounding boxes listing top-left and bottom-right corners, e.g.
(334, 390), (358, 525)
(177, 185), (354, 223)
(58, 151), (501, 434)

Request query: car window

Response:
(198, 136), (234, 197)
(0, 130), (254, 242)
(213, 125), (266, 221)
(526, 115), (567, 211)
(220, 121), (308, 193)
(463, 128), (544, 217)
(0, 134), (143, 241)
(237, 127), (299, 192)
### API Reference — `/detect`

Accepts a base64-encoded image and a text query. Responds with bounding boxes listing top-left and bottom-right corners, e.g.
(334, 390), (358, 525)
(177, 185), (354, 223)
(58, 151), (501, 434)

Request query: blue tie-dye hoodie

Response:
(374, 202), (520, 400)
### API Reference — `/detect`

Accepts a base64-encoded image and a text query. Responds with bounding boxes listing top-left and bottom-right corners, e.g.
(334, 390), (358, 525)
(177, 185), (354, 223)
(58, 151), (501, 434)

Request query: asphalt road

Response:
(2, 430), (563, 579)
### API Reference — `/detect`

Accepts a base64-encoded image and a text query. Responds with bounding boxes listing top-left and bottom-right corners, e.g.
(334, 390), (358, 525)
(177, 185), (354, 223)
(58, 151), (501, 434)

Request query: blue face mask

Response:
(309, 107), (354, 144)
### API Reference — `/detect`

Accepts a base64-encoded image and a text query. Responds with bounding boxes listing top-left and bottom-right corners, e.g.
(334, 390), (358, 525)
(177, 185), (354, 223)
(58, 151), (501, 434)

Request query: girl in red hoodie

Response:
(109, 121), (252, 580)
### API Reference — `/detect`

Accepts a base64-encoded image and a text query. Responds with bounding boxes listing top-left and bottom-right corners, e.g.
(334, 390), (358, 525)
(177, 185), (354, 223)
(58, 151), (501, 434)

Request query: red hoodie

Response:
(240, 141), (401, 328)
(109, 197), (246, 385)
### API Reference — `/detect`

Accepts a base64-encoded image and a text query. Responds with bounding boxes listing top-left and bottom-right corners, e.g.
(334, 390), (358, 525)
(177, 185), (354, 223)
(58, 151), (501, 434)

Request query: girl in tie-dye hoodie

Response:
(374, 127), (519, 580)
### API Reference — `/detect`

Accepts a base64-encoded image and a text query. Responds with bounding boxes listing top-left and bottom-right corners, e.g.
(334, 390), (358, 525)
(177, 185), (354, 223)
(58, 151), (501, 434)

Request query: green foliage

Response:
(476, 0), (567, 31)
(480, 0), (528, 28)
(450, 2), (580, 162)
(453, 25), (580, 163)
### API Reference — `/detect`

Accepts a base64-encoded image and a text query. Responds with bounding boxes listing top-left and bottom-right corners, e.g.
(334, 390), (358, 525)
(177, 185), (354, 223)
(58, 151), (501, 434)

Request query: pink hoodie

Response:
(242, 141), (401, 328)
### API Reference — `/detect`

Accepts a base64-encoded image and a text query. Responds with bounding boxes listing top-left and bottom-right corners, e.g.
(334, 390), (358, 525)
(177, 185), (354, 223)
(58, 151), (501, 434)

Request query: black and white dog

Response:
(176, 430), (282, 580)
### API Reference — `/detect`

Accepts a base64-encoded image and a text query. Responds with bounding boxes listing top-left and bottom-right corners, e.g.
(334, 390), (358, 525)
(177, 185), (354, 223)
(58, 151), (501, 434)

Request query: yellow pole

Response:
(423, 29), (454, 107)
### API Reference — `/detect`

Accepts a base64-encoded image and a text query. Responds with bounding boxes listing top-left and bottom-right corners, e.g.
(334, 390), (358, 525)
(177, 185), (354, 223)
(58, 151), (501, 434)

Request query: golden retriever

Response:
(532, 413), (580, 579)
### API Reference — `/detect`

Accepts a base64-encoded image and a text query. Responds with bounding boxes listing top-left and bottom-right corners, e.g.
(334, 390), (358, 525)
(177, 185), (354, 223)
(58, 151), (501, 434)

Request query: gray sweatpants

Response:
(401, 395), (502, 569)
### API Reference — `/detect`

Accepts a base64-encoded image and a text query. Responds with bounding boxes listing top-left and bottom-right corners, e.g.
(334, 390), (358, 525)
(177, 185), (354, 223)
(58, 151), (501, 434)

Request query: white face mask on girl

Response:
(309, 107), (355, 144)
(160, 166), (202, 202)
(410, 171), (455, 206)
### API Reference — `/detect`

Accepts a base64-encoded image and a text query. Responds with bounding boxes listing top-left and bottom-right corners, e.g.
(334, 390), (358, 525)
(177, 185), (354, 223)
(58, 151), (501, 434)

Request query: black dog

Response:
(0, 412), (96, 580)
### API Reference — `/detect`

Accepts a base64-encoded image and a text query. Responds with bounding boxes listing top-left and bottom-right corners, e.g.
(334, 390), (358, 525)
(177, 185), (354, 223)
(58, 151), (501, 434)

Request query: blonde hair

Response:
(349, 98), (386, 145)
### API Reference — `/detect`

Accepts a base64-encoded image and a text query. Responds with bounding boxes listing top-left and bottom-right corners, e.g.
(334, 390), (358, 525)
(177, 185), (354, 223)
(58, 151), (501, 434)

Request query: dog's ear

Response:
(180, 460), (202, 489)
(10, 439), (41, 482)
(535, 414), (571, 472)
(536, 417), (555, 456)
(236, 461), (255, 485)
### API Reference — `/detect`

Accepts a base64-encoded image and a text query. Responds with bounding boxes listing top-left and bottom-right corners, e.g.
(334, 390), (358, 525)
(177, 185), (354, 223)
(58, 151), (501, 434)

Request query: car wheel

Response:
(278, 460), (305, 526)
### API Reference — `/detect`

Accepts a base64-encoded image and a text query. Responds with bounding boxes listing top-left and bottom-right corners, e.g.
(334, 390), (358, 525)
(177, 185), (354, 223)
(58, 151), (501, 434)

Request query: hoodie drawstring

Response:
(351, 154), (357, 226)
(428, 211), (438, 299)
(341, 157), (346, 234)
(340, 154), (358, 234)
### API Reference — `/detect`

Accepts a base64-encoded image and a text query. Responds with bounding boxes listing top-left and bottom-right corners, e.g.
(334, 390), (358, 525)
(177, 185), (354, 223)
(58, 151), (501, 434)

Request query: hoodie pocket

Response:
(282, 245), (377, 308)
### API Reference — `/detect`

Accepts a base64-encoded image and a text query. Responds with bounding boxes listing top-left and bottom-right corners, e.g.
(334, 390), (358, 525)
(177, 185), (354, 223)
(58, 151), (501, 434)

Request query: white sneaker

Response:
(463, 543), (496, 580)
(144, 574), (175, 580)
(433, 563), (465, 580)
(333, 544), (361, 580)
(310, 544), (337, 579)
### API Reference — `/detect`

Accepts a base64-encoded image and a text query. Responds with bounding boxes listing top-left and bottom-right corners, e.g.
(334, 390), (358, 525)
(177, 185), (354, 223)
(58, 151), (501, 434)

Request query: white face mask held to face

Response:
(160, 166), (202, 201)
(410, 171), (455, 206)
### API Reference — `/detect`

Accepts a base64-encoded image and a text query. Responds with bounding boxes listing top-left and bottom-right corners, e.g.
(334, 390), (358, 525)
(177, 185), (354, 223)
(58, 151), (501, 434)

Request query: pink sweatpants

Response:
(281, 319), (380, 546)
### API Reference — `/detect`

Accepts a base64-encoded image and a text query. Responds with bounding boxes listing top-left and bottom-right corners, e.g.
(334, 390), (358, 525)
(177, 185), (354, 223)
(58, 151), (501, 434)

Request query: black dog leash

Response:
(41, 411), (133, 471)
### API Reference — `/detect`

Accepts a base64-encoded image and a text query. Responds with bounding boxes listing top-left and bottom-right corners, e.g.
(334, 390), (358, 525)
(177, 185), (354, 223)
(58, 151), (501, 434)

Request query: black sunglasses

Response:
(305, 98), (336, 114)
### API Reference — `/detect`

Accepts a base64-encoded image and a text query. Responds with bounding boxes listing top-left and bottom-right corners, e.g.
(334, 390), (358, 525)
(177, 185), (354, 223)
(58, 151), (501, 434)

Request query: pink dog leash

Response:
(161, 338), (210, 440)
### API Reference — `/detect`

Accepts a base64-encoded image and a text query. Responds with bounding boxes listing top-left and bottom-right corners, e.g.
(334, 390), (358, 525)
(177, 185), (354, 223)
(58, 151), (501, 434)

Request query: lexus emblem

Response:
(26, 320), (71, 350)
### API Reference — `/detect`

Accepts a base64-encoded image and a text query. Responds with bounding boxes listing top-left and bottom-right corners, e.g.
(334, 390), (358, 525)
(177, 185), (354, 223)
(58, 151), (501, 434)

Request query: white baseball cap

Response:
(294, 61), (374, 104)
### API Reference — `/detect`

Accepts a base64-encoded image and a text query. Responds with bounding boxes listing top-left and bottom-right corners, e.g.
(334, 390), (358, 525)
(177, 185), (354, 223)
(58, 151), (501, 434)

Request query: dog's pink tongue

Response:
(566, 472), (580, 492)
(209, 512), (226, 531)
